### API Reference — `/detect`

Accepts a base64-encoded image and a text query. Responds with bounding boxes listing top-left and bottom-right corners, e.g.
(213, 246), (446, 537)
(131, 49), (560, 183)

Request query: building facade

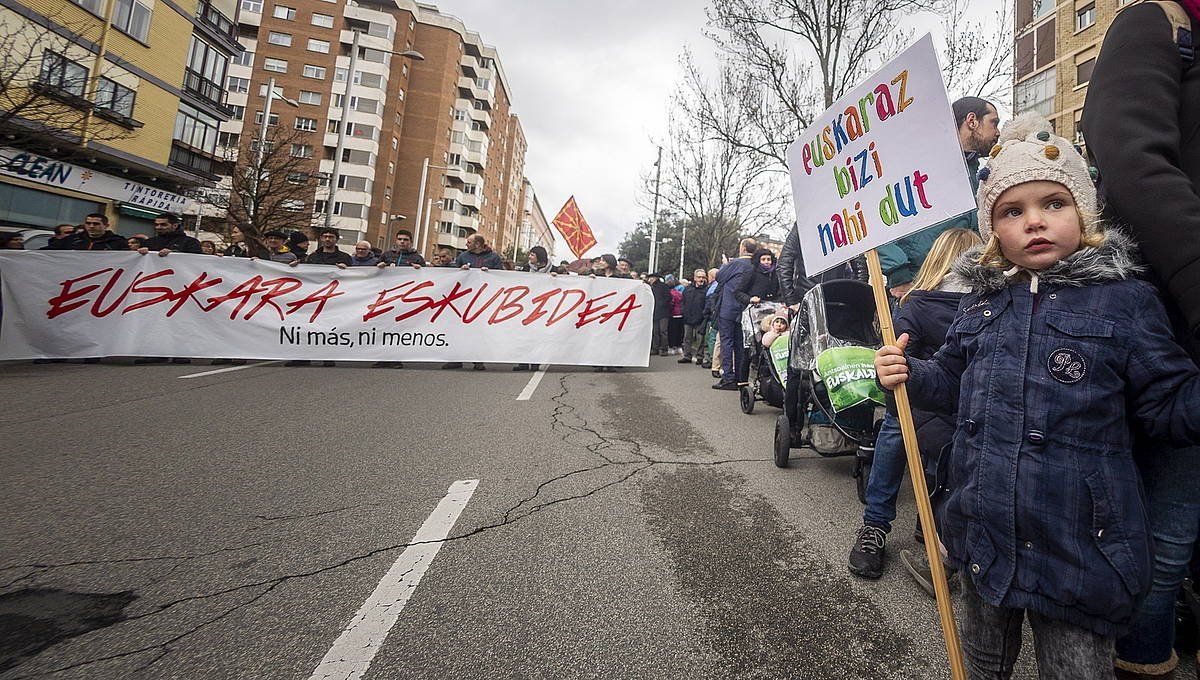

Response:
(0, 0), (239, 233)
(1012, 0), (1134, 145)
(215, 0), (529, 256)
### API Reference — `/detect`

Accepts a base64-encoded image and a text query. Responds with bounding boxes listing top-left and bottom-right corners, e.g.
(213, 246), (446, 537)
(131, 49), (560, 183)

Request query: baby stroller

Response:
(738, 302), (788, 414)
(773, 279), (885, 504)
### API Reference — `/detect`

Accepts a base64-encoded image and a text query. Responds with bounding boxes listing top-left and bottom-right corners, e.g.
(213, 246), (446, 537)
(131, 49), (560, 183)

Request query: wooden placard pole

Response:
(865, 248), (967, 680)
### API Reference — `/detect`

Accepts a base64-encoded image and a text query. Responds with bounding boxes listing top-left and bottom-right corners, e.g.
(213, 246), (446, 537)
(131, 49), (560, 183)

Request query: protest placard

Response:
(787, 34), (976, 277)
(0, 252), (652, 366)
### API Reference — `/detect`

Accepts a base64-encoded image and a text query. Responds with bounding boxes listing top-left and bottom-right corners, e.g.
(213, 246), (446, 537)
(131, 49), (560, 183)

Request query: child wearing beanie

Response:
(875, 113), (1200, 677)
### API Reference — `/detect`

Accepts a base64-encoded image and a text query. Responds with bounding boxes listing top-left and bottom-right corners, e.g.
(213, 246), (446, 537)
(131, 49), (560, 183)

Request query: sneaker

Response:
(848, 525), (887, 579)
(676, 356), (691, 364)
(472, 363), (486, 371)
(513, 364), (529, 371)
(900, 548), (960, 599)
(711, 380), (738, 390)
(711, 370), (721, 379)
(442, 362), (463, 370)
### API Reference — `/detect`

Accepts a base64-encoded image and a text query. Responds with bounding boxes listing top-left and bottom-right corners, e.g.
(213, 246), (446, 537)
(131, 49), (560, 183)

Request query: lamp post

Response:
(324, 30), (424, 238)
(647, 235), (672, 273)
(649, 145), (663, 273)
(251, 77), (299, 223)
(678, 222), (687, 280)
(413, 157), (451, 255)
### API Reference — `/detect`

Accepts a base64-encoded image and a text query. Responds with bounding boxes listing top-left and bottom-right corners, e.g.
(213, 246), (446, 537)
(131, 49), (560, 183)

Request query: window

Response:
(298, 90), (322, 105)
(353, 97), (379, 114)
(1075, 3), (1095, 30)
(253, 110), (279, 125)
(230, 105), (245, 120)
(341, 149), (374, 165)
(263, 58), (288, 73)
(172, 102), (220, 159)
(95, 77), (136, 118)
(307, 38), (330, 53)
(346, 123), (376, 140)
(280, 199), (305, 211)
(397, 89), (404, 101)
(1035, 0), (1055, 18)
(294, 117), (317, 131)
(268, 32), (293, 46)
(311, 13), (334, 27)
(1076, 57), (1096, 86)
(286, 172), (309, 183)
(338, 175), (370, 192)
(1015, 18), (1056, 79)
(453, 108), (467, 122)
(231, 50), (253, 67)
(357, 72), (382, 88)
(290, 143), (313, 158)
(334, 68), (347, 82)
(227, 76), (249, 93)
(110, 0), (152, 42)
(1015, 67), (1057, 117)
(240, 0), (262, 12)
(339, 203), (365, 219)
(402, 64), (408, 77)
(185, 37), (229, 105)
(218, 131), (240, 147)
(327, 119), (340, 133)
(357, 47), (386, 63)
(391, 137), (398, 150)
(39, 51), (88, 97)
(302, 64), (326, 79)
(272, 5), (295, 19)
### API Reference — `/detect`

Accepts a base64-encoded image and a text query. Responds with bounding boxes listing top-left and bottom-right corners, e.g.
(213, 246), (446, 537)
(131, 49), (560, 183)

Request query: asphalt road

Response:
(0, 355), (1046, 679)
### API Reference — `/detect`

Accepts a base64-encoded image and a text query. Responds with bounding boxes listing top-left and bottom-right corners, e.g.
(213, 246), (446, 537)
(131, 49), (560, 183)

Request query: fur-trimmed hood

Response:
(952, 227), (1143, 294)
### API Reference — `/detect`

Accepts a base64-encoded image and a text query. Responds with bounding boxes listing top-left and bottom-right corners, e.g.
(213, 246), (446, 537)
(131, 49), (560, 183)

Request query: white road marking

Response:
(176, 361), (279, 379)
(309, 479), (480, 680)
(516, 365), (547, 401)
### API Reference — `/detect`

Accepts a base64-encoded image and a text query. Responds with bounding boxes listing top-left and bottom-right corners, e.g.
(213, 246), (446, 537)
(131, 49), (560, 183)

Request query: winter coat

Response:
(905, 231), (1200, 636)
(518, 261), (554, 273)
(876, 152), (980, 289)
(224, 242), (268, 259)
(1082, 2), (1200, 358)
(733, 264), (780, 305)
(349, 253), (379, 266)
(306, 249), (352, 266)
(66, 231), (128, 251)
(648, 280), (671, 321)
(715, 256), (754, 320)
(453, 248), (503, 269)
(777, 225), (817, 305)
(669, 288), (683, 318)
(144, 229), (202, 254)
(381, 248), (425, 267)
(681, 284), (708, 326)
(888, 275), (970, 464)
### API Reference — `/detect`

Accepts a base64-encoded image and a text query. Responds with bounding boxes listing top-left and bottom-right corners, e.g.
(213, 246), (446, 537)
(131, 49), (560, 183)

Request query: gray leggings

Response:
(959, 574), (1114, 680)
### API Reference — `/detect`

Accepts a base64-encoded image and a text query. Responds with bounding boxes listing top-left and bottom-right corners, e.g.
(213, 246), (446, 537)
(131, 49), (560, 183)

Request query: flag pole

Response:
(865, 248), (967, 679)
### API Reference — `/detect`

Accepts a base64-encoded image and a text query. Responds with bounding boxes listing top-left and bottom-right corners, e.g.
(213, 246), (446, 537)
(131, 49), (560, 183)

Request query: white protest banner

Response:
(0, 252), (652, 366)
(786, 34), (976, 276)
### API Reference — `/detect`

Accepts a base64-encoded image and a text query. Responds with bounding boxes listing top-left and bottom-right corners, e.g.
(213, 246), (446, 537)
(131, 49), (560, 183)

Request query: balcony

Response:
(467, 106), (491, 130)
(195, 0), (240, 49)
(437, 232), (467, 251)
(457, 76), (493, 105)
(183, 68), (233, 116)
(459, 54), (479, 76)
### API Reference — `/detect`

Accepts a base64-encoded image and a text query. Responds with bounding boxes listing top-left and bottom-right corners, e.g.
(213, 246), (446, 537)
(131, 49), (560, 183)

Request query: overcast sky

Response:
(435, 0), (1003, 261)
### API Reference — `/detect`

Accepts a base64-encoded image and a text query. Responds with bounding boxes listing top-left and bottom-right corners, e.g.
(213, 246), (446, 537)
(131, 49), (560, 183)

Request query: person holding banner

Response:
(875, 114), (1200, 678)
(875, 97), (998, 299)
(1082, 3), (1200, 676)
(140, 214), (201, 256)
(67, 214), (128, 251)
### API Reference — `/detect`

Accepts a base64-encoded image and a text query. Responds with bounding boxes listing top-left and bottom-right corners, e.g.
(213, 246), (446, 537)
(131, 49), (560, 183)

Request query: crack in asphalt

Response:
(5, 372), (766, 677)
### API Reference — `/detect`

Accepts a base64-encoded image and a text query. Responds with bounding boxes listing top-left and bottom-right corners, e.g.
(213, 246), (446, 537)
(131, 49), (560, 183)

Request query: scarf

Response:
(758, 262), (776, 274)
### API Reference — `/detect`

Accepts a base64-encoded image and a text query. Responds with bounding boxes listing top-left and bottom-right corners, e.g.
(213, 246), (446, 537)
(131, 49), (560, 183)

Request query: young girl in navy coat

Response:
(875, 114), (1200, 678)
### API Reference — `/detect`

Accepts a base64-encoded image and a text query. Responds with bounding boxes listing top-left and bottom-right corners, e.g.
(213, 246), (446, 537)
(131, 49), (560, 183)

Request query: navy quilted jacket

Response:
(906, 231), (1200, 636)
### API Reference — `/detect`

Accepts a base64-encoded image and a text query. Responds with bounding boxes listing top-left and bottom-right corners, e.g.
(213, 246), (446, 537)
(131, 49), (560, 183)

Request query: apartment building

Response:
(217, 0), (528, 256)
(0, 0), (239, 232)
(506, 177), (553, 261)
(1012, 0), (1133, 145)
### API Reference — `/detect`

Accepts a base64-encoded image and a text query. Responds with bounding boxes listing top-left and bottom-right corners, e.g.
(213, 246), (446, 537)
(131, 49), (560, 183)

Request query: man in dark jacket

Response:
(67, 214), (127, 251)
(452, 234), (502, 269)
(712, 238), (757, 389)
(379, 230), (425, 267)
(1082, 4), (1200, 676)
(875, 97), (996, 297)
(306, 228), (352, 267)
(42, 223), (79, 250)
(140, 213), (201, 256)
(645, 272), (671, 356)
(679, 268), (709, 364)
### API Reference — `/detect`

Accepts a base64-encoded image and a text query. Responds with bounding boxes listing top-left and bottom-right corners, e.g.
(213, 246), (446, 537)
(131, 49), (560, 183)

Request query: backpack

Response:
(1145, 0), (1195, 65)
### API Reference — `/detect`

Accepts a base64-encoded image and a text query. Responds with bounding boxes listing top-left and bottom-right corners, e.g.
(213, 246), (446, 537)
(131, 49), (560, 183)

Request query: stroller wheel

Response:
(855, 457), (872, 505)
(774, 414), (791, 468)
(739, 385), (755, 414)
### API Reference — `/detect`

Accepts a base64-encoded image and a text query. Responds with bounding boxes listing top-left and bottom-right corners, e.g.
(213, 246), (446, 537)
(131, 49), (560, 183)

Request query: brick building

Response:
(1012, 0), (1134, 145)
(217, 0), (529, 257)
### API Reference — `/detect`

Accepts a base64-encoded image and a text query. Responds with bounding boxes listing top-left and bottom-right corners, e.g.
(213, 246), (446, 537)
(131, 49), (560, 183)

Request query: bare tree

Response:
(0, 8), (138, 153)
(939, 0), (1014, 109)
(217, 125), (323, 236)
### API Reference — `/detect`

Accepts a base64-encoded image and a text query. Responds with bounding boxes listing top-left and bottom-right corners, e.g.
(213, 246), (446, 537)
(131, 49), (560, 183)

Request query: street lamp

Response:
(647, 235), (672, 272)
(385, 213), (406, 246)
(413, 157), (453, 255)
(252, 77), (299, 222)
(649, 145), (663, 273)
(324, 30), (424, 238)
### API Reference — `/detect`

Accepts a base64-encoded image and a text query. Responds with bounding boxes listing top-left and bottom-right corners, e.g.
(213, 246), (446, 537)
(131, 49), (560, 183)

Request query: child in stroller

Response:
(737, 303), (788, 414)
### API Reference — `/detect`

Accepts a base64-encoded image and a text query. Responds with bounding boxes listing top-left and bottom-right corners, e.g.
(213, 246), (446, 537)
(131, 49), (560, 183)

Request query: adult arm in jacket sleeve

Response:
(732, 267), (757, 305)
(1126, 287), (1200, 446)
(1082, 4), (1200, 337)
(777, 226), (815, 304)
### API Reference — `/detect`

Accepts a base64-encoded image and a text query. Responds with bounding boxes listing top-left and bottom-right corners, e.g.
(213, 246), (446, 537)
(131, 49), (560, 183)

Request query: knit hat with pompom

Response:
(975, 112), (1099, 241)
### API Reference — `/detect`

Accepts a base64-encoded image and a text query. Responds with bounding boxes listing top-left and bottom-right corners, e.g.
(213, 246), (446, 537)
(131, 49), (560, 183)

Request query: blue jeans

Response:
(1115, 444), (1200, 666)
(717, 315), (743, 383)
(862, 412), (904, 533)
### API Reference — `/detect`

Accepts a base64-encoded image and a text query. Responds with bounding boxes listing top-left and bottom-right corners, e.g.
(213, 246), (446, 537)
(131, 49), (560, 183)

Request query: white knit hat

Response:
(975, 113), (1099, 241)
